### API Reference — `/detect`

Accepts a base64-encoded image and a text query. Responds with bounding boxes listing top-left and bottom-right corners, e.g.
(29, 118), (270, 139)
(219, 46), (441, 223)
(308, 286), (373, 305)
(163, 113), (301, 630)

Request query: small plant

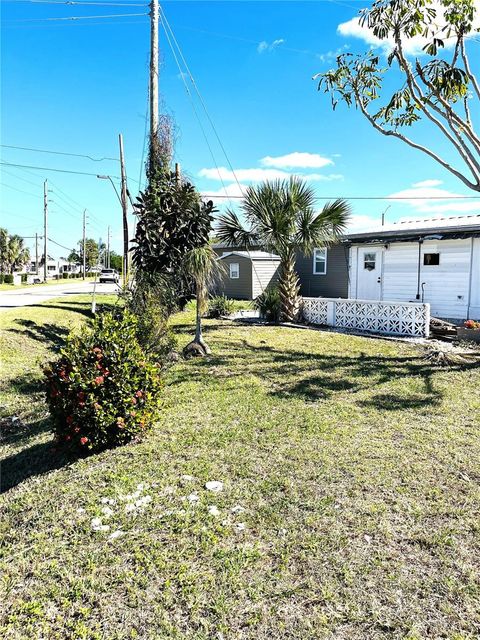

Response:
(3, 274), (14, 284)
(63, 272), (69, 279)
(0, 274), (4, 284)
(207, 295), (235, 318)
(21, 274), (28, 283)
(464, 319), (480, 330)
(253, 286), (281, 323)
(44, 310), (163, 454)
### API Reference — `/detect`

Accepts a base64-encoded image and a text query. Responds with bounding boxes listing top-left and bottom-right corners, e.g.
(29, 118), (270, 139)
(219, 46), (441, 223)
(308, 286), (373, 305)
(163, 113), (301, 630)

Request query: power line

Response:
(48, 236), (75, 251)
(5, 11), (148, 22)
(1, 182), (42, 198)
(1, 160), (125, 180)
(1, 143), (118, 162)
(201, 193), (480, 200)
(3, 1), (147, 5)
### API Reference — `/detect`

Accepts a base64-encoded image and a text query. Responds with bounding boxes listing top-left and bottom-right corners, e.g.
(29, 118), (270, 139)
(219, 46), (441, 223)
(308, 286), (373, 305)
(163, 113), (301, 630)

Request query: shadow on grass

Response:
(0, 431), (75, 493)
(8, 319), (71, 348)
(172, 332), (480, 407)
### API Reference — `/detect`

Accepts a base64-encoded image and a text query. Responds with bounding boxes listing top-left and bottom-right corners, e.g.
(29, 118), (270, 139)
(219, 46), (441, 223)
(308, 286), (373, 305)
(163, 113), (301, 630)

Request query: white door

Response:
(357, 248), (383, 300)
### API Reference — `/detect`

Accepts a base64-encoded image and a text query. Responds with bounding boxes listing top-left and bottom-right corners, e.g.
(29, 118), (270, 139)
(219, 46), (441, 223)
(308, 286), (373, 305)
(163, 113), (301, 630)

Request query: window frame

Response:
(423, 252), (440, 266)
(363, 252), (377, 271)
(312, 248), (327, 275)
(229, 262), (240, 279)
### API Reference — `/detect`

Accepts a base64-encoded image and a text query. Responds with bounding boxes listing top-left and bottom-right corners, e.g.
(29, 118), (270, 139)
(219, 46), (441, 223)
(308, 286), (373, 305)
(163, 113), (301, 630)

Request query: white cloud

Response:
(412, 179), (443, 188)
(316, 44), (349, 64)
(198, 166), (343, 184)
(345, 214), (385, 233)
(387, 180), (478, 215)
(337, 1), (480, 55)
(257, 38), (285, 54)
(261, 152), (333, 169)
(199, 167), (291, 182)
(201, 183), (246, 205)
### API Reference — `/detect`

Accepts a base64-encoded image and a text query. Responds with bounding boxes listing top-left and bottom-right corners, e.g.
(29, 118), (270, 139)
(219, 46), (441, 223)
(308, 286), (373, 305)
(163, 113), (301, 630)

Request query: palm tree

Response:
(1, 233), (30, 274)
(216, 177), (351, 322)
(182, 243), (224, 356)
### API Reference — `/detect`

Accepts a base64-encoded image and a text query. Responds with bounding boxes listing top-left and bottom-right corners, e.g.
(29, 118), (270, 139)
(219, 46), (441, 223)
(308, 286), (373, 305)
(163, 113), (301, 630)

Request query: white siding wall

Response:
(350, 238), (476, 320)
(469, 238), (480, 319)
(251, 260), (280, 298)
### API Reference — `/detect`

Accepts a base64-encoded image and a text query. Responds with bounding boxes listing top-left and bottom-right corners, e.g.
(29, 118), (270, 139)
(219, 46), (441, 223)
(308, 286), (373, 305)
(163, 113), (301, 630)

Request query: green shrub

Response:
(62, 272), (69, 279)
(124, 275), (178, 360)
(21, 274), (28, 283)
(44, 310), (163, 454)
(207, 295), (235, 318)
(4, 274), (14, 284)
(253, 286), (281, 322)
(0, 274), (4, 284)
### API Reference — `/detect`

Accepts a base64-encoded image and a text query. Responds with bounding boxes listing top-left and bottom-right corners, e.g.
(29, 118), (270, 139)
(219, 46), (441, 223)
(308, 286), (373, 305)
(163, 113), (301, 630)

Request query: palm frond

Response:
(215, 210), (256, 248)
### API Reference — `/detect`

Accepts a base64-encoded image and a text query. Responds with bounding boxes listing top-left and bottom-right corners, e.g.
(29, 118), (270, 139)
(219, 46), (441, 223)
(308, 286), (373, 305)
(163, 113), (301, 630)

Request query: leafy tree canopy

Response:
(316, 0), (480, 191)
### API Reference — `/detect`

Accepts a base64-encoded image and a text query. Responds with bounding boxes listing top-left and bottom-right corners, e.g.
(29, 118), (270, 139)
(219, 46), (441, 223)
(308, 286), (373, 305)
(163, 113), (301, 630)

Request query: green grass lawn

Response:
(1, 298), (479, 639)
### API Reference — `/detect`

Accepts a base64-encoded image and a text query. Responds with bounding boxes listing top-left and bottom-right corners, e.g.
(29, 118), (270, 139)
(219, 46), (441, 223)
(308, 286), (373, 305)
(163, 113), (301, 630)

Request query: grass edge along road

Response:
(1, 295), (479, 639)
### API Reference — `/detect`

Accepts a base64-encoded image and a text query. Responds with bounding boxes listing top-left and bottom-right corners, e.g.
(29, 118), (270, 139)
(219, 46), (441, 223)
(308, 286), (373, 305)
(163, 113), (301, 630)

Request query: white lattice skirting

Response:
(302, 298), (430, 338)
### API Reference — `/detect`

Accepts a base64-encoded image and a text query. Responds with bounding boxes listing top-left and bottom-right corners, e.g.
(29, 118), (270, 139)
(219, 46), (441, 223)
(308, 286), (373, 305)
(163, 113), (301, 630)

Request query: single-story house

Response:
(213, 214), (480, 321)
(346, 215), (480, 321)
(214, 251), (280, 299)
(213, 244), (349, 300)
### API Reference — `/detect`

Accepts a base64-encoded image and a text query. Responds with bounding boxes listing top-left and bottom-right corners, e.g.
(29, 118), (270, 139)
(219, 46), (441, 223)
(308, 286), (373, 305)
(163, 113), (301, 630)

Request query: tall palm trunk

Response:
(278, 249), (301, 322)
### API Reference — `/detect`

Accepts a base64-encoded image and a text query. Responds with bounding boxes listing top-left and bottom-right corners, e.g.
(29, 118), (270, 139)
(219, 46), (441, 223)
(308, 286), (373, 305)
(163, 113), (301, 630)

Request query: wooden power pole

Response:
(107, 225), (110, 269)
(82, 209), (87, 280)
(35, 232), (39, 274)
(119, 133), (129, 287)
(150, 0), (159, 156)
(43, 180), (48, 282)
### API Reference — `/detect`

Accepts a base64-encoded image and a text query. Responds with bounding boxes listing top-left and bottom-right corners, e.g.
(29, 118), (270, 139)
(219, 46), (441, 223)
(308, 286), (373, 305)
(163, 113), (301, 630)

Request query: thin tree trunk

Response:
(278, 251), (301, 323)
(194, 286), (210, 354)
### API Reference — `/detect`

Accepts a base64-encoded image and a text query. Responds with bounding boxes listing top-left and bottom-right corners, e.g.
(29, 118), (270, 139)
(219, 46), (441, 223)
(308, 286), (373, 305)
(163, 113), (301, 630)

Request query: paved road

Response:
(0, 281), (118, 309)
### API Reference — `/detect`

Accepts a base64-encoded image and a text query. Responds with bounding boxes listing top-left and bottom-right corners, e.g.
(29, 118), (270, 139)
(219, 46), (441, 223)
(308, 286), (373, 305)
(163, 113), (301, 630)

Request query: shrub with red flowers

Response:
(44, 310), (163, 454)
(464, 319), (480, 330)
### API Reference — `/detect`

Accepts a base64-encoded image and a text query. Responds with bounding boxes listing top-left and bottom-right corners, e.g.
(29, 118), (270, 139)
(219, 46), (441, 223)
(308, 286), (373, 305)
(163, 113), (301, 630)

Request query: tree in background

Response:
(182, 244), (224, 356)
(316, 0), (480, 192)
(109, 251), (123, 272)
(70, 239), (99, 271)
(0, 230), (31, 274)
(217, 177), (350, 322)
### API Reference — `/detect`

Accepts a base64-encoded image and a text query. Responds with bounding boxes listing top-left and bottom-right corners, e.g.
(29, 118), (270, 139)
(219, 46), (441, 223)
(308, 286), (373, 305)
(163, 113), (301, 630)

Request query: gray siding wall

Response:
(252, 260), (280, 298)
(215, 255), (252, 299)
(296, 245), (349, 298)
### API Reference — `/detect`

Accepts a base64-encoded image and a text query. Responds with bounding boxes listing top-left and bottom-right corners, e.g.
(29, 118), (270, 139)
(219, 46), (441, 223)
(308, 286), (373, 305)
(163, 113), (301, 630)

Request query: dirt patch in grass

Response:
(1, 309), (479, 639)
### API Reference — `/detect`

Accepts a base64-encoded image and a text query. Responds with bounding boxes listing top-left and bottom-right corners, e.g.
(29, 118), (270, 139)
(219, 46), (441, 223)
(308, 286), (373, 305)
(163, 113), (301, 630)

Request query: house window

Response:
(364, 252), (376, 271)
(229, 263), (239, 279)
(313, 248), (327, 275)
(48, 265), (56, 271)
(424, 253), (440, 266)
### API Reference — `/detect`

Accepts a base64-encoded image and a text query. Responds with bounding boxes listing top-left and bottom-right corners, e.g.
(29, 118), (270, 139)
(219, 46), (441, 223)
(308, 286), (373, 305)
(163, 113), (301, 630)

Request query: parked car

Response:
(99, 269), (119, 284)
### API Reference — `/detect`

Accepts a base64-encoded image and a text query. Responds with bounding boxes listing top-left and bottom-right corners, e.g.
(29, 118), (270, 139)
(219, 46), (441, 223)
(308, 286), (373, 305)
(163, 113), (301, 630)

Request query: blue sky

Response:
(1, 0), (479, 258)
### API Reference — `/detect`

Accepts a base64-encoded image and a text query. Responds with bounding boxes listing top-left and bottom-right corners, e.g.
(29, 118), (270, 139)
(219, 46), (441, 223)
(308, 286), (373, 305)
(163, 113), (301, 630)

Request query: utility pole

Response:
(150, 0), (159, 167)
(43, 180), (48, 282)
(119, 133), (129, 287)
(35, 232), (39, 274)
(82, 209), (87, 280)
(106, 225), (111, 269)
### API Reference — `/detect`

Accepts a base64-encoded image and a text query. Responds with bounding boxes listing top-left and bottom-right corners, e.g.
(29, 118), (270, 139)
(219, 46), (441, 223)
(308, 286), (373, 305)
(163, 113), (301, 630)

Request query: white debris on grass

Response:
(187, 493), (200, 503)
(208, 505), (220, 517)
(181, 474), (195, 483)
(205, 481), (223, 492)
(76, 507), (86, 514)
(101, 506), (114, 518)
(230, 505), (245, 514)
(233, 522), (246, 533)
(108, 530), (125, 541)
(91, 518), (110, 533)
(101, 497), (116, 505)
(135, 495), (152, 508)
(125, 503), (136, 513)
